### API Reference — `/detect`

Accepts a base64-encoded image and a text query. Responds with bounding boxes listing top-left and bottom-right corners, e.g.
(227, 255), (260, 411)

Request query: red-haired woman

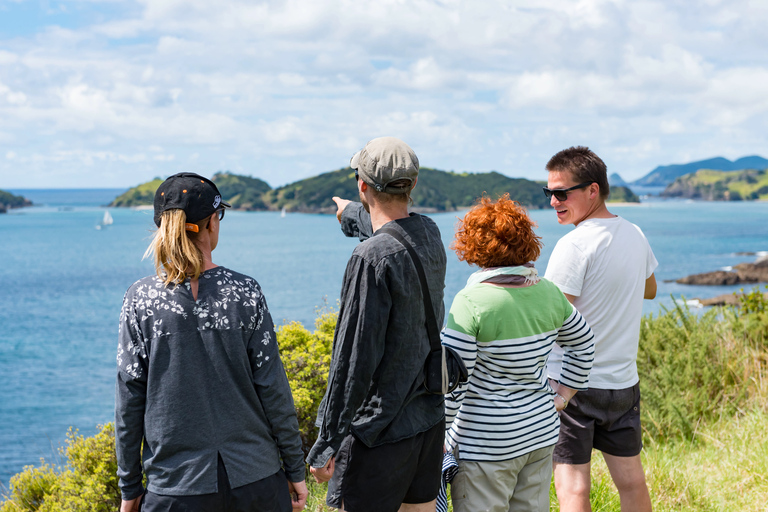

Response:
(443, 194), (594, 512)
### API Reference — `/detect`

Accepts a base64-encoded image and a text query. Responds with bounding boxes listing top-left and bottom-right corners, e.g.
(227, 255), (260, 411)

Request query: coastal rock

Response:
(676, 259), (768, 285)
(696, 292), (768, 307)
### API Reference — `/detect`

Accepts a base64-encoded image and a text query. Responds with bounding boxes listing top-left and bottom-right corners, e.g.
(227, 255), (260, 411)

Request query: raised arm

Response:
(335, 198), (374, 241)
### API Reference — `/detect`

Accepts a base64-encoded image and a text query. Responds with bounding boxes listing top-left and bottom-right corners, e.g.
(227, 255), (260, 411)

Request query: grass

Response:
(303, 406), (768, 512)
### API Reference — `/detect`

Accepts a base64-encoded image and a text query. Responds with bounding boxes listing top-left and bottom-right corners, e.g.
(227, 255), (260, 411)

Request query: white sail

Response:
(102, 210), (114, 225)
(281, 206), (286, 218)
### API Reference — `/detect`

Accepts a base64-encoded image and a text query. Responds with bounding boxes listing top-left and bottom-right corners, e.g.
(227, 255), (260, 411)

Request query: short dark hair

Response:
(546, 146), (609, 199)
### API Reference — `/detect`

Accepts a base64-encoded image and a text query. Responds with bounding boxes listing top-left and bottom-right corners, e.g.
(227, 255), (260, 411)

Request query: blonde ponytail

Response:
(144, 209), (205, 286)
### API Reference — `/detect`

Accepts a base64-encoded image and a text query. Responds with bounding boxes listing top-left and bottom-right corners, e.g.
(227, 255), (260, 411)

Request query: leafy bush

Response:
(638, 300), (768, 442)
(1, 424), (120, 511)
(277, 308), (336, 454)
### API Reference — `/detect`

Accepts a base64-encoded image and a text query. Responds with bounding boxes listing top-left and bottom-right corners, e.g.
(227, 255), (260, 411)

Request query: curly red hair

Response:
(452, 194), (542, 267)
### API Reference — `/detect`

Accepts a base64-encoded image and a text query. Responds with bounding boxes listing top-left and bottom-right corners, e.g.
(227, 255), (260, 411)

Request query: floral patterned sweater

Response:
(115, 266), (304, 500)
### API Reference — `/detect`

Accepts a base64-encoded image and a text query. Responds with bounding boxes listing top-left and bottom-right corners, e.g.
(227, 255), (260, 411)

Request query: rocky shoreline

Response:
(672, 252), (768, 307)
(675, 258), (768, 286)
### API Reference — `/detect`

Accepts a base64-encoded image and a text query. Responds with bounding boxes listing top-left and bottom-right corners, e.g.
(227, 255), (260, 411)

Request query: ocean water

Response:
(1, 189), (767, 488)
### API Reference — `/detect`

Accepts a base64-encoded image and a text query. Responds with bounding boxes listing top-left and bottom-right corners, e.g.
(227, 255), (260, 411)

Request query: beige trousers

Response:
(450, 445), (554, 512)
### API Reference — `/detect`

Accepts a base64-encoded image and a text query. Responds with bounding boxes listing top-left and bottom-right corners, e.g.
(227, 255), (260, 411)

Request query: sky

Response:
(1, 0), (767, 189)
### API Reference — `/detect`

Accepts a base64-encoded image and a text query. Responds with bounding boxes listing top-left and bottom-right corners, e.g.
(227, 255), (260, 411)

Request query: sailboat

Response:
(96, 210), (114, 230)
(281, 206), (286, 218)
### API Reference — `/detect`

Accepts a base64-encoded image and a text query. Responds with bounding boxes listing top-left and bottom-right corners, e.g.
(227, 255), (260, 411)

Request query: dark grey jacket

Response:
(115, 267), (305, 500)
(307, 204), (447, 468)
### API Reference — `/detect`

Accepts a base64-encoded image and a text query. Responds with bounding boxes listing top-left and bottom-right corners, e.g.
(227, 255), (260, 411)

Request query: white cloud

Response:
(1, 0), (767, 187)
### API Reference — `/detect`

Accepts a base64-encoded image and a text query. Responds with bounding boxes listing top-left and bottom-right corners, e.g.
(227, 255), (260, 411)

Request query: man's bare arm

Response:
(644, 273), (657, 299)
(564, 293), (576, 304)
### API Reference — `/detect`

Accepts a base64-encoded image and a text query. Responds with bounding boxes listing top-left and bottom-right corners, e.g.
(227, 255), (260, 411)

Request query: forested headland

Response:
(108, 168), (640, 213)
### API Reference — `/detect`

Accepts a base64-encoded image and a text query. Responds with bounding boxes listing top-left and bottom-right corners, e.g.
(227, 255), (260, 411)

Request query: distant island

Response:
(0, 189), (32, 213)
(661, 169), (768, 201)
(110, 168), (641, 212)
(632, 155), (768, 188)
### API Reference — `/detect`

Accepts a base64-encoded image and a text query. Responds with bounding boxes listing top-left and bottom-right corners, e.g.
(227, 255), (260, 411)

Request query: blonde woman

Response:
(115, 173), (307, 512)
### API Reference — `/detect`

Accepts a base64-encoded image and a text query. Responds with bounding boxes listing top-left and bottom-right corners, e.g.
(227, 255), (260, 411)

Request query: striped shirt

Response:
(443, 279), (594, 461)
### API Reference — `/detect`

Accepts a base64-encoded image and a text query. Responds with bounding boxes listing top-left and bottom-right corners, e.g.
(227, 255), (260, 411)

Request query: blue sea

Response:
(1, 188), (767, 488)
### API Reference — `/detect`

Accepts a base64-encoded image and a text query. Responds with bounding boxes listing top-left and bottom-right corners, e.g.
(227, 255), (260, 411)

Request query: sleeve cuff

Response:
(306, 440), (337, 469)
(120, 482), (145, 501)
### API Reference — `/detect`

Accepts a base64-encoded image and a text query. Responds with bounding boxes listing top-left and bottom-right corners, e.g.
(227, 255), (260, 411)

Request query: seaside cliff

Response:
(0, 189), (32, 213)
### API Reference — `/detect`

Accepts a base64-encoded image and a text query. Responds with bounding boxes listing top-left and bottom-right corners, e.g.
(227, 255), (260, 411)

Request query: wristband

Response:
(556, 393), (569, 409)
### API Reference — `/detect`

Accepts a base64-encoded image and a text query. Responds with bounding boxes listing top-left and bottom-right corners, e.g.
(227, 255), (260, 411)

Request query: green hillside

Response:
(0, 189), (32, 212)
(212, 172), (272, 210)
(109, 178), (164, 207)
(269, 167), (550, 212)
(110, 168), (552, 212)
(633, 155), (768, 187)
(662, 168), (768, 200)
(607, 185), (640, 203)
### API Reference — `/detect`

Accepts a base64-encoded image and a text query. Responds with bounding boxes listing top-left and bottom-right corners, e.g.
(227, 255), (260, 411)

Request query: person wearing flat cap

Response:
(307, 137), (447, 512)
(115, 172), (308, 512)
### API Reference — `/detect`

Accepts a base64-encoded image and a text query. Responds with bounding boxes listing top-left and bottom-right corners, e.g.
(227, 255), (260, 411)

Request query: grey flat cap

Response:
(350, 137), (419, 194)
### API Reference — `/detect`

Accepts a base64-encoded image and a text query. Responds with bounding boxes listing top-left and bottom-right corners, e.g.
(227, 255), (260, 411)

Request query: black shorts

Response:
(326, 420), (444, 512)
(553, 383), (642, 465)
(141, 455), (291, 512)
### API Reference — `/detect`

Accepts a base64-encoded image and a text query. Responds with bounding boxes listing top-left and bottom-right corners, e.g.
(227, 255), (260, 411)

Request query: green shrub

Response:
(277, 308), (336, 454)
(638, 300), (767, 442)
(1, 424), (120, 511)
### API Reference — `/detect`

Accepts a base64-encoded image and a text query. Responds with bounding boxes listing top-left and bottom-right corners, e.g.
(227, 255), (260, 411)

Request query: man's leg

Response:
(398, 499), (436, 512)
(602, 454), (651, 512)
(553, 461), (592, 512)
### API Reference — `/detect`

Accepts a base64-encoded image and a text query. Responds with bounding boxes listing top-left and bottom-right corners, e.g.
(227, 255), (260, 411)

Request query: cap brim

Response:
(350, 150), (361, 170)
(220, 200), (232, 208)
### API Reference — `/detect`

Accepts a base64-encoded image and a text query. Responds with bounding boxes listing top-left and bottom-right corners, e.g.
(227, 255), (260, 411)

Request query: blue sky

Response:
(1, 0), (767, 188)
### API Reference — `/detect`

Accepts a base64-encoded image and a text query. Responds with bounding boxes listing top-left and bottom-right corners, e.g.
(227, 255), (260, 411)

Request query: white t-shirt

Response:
(545, 216), (658, 389)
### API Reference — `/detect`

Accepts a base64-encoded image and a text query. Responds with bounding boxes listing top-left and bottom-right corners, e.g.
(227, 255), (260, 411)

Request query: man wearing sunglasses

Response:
(542, 147), (657, 512)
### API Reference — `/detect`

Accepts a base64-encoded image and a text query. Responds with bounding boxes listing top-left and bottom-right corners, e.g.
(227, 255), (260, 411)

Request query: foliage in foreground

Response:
(277, 308), (336, 454)
(637, 293), (768, 442)
(0, 425), (119, 512)
(4, 291), (768, 510)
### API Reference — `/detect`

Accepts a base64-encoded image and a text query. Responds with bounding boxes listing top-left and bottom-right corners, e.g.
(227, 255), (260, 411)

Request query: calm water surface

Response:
(1, 189), (767, 486)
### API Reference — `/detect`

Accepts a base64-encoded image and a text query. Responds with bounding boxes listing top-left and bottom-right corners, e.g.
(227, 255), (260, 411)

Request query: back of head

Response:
(145, 173), (231, 286)
(351, 136), (419, 203)
(452, 194), (542, 268)
(546, 146), (610, 199)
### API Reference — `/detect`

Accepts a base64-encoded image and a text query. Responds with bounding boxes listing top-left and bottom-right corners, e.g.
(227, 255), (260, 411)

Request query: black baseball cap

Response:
(153, 172), (231, 227)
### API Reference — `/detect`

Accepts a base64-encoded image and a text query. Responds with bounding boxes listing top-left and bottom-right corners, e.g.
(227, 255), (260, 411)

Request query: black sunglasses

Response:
(354, 170), (359, 181)
(542, 182), (595, 202)
(216, 208), (225, 221)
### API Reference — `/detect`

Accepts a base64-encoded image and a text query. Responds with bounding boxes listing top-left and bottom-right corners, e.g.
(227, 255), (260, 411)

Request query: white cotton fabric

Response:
(545, 216), (658, 389)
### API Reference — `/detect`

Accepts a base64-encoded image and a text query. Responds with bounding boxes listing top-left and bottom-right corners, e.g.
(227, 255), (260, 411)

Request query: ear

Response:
(358, 179), (368, 193)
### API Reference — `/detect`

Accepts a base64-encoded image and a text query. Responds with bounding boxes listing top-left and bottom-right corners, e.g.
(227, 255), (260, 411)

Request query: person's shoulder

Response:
(206, 266), (261, 290)
(124, 274), (163, 296)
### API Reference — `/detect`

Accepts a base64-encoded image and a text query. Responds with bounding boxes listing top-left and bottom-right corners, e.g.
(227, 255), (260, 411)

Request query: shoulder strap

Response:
(377, 226), (441, 352)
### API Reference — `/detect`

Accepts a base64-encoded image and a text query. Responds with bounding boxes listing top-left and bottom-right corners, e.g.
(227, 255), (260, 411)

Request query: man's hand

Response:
(332, 197), (351, 223)
(309, 456), (335, 483)
(120, 496), (142, 512)
(287, 479), (309, 511)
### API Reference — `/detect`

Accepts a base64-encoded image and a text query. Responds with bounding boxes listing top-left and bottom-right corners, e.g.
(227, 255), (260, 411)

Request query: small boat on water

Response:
(96, 210), (114, 230)
(281, 206), (287, 218)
